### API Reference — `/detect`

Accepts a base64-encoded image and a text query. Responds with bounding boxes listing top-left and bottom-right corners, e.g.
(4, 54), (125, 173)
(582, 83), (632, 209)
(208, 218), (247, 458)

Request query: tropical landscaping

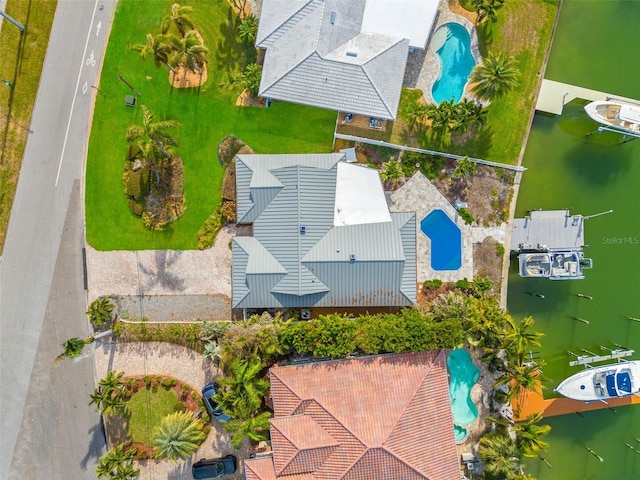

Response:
(85, 0), (335, 251)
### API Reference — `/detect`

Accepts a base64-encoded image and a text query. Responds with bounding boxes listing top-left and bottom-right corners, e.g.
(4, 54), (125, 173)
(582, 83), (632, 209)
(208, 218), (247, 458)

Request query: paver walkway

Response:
(93, 341), (252, 479)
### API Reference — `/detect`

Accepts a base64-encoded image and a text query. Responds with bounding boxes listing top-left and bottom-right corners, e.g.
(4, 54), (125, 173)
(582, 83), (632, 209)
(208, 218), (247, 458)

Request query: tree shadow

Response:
(475, 22), (494, 57)
(215, 7), (256, 75)
(450, 124), (494, 159)
(80, 418), (108, 469)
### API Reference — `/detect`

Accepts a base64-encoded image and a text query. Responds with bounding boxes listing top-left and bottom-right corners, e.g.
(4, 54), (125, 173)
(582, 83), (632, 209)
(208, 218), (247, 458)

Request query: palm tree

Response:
(427, 99), (455, 134)
(225, 410), (271, 448)
(168, 30), (209, 82)
(470, 52), (520, 102)
(87, 297), (115, 329)
(453, 157), (478, 178)
(238, 14), (258, 43)
(90, 370), (128, 416)
(514, 412), (551, 457)
(478, 431), (522, 479)
(61, 337), (87, 358)
(495, 362), (546, 402)
(161, 3), (195, 36)
(473, 0), (505, 24)
(502, 316), (544, 364)
(126, 105), (180, 169)
(131, 33), (174, 71)
(241, 63), (263, 97)
(152, 411), (206, 461)
(96, 444), (139, 480)
(380, 158), (403, 188)
(403, 98), (429, 130)
(215, 358), (269, 416)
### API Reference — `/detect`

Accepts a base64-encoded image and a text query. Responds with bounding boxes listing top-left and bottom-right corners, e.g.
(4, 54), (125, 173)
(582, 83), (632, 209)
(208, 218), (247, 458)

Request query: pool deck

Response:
(389, 172), (506, 283)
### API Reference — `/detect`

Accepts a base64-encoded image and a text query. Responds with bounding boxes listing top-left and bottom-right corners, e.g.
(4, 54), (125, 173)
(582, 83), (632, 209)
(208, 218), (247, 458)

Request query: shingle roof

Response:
(244, 351), (460, 480)
(232, 154), (417, 309)
(256, 0), (411, 120)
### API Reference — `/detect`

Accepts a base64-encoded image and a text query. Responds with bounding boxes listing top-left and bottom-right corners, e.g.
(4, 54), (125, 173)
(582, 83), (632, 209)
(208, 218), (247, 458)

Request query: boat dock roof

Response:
(511, 209), (585, 251)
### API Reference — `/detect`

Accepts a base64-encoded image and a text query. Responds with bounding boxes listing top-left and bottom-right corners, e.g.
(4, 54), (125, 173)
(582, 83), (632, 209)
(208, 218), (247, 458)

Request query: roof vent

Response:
(300, 225), (306, 234)
(350, 254), (356, 262)
(346, 51), (358, 58)
(330, 11), (336, 25)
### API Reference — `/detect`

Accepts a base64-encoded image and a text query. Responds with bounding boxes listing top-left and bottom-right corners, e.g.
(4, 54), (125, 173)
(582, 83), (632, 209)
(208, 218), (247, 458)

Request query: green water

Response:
(508, 1), (640, 478)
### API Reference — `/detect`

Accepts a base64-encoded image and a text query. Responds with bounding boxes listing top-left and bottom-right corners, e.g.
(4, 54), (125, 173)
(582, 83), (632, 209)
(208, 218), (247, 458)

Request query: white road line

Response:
(55, 0), (99, 187)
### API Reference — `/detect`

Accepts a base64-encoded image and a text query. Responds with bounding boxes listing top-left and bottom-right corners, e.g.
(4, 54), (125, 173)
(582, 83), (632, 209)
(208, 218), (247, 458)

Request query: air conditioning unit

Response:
(301, 309), (311, 320)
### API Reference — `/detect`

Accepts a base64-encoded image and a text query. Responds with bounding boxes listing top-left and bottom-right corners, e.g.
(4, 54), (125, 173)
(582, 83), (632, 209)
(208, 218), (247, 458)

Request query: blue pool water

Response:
(432, 23), (476, 104)
(420, 209), (461, 270)
(448, 349), (480, 429)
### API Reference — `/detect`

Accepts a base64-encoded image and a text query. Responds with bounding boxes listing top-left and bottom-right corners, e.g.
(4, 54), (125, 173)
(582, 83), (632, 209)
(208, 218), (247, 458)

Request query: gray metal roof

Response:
(232, 154), (417, 309)
(256, 0), (410, 120)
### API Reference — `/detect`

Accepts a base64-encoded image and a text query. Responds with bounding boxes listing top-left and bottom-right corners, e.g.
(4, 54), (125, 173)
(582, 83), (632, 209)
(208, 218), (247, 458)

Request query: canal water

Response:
(507, 1), (640, 478)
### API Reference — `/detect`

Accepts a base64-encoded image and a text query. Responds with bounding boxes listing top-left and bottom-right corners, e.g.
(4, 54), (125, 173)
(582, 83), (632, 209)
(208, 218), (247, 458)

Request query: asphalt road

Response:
(0, 0), (115, 477)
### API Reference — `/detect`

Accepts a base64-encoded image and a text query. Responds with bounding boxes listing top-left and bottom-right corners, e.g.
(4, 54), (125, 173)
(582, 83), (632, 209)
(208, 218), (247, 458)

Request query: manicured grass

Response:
(367, 0), (558, 166)
(86, 0), (336, 250)
(0, 0), (58, 252)
(127, 387), (179, 446)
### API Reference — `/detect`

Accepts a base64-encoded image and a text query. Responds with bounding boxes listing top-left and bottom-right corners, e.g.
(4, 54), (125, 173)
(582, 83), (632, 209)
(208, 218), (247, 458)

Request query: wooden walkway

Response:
(535, 79), (640, 115)
(513, 379), (640, 420)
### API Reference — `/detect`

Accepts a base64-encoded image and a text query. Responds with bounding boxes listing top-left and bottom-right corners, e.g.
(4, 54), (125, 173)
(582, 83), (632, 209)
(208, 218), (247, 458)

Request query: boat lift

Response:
(567, 344), (634, 367)
(586, 124), (640, 144)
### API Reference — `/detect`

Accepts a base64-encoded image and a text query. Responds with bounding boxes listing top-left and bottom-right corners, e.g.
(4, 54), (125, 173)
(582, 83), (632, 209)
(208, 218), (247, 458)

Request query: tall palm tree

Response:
(225, 410), (272, 448)
(403, 98), (429, 130)
(61, 337), (87, 358)
(126, 105), (180, 169)
(168, 30), (209, 81)
(495, 362), (546, 402)
(87, 297), (115, 329)
(470, 52), (520, 102)
(161, 3), (195, 36)
(478, 431), (522, 479)
(96, 444), (139, 480)
(152, 411), (206, 461)
(215, 358), (269, 416)
(514, 412), (551, 457)
(90, 370), (128, 416)
(238, 14), (258, 43)
(473, 0), (505, 24)
(502, 315), (544, 364)
(131, 33), (174, 71)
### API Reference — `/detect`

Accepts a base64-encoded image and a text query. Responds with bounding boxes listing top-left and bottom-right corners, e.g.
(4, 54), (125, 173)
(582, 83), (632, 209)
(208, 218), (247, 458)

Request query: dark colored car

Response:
(192, 455), (237, 479)
(202, 383), (231, 422)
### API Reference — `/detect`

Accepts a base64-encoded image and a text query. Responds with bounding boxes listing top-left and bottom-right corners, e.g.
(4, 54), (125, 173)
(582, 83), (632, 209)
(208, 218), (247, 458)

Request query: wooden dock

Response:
(535, 79), (640, 115)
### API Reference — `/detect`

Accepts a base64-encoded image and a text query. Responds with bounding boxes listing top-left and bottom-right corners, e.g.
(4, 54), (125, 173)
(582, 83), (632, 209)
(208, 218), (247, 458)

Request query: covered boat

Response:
(518, 249), (592, 280)
(555, 360), (640, 402)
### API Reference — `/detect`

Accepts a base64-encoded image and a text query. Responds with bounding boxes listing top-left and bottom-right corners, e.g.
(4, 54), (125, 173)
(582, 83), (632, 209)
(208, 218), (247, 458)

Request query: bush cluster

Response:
(279, 310), (465, 359)
(197, 209), (226, 250)
(112, 321), (204, 352)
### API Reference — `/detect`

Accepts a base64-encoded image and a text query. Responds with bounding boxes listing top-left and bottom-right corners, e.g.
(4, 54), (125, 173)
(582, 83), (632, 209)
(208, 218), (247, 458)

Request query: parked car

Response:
(192, 455), (237, 479)
(202, 383), (231, 422)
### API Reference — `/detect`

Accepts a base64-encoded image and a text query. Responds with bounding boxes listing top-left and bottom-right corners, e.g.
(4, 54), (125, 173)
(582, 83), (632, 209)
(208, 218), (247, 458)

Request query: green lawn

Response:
(86, 0), (336, 250)
(127, 387), (179, 446)
(366, 0), (558, 166)
(0, 0), (58, 252)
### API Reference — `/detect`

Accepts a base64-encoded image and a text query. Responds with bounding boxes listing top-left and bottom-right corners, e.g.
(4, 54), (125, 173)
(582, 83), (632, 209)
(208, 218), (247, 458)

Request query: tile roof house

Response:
(256, 0), (441, 120)
(244, 350), (460, 480)
(232, 153), (416, 313)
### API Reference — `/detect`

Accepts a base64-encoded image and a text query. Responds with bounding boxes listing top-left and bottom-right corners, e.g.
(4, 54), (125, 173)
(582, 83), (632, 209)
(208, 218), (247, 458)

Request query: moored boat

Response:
(518, 249), (592, 280)
(584, 100), (640, 135)
(555, 360), (640, 402)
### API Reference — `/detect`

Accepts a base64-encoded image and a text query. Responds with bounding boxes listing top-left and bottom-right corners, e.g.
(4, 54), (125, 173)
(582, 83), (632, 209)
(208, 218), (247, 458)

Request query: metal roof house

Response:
(232, 153), (416, 315)
(256, 0), (441, 120)
(244, 351), (461, 480)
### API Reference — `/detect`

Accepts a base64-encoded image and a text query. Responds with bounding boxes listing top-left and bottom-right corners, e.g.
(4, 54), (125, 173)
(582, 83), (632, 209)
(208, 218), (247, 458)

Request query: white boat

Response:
(584, 100), (640, 135)
(518, 249), (592, 280)
(555, 361), (640, 402)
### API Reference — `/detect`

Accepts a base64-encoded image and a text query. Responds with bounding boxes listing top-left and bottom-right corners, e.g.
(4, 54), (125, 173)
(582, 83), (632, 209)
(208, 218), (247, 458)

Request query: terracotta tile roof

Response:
(244, 351), (460, 480)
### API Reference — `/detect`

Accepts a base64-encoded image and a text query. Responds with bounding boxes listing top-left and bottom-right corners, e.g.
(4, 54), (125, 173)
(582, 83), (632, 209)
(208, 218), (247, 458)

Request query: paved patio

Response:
(389, 172), (506, 283)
